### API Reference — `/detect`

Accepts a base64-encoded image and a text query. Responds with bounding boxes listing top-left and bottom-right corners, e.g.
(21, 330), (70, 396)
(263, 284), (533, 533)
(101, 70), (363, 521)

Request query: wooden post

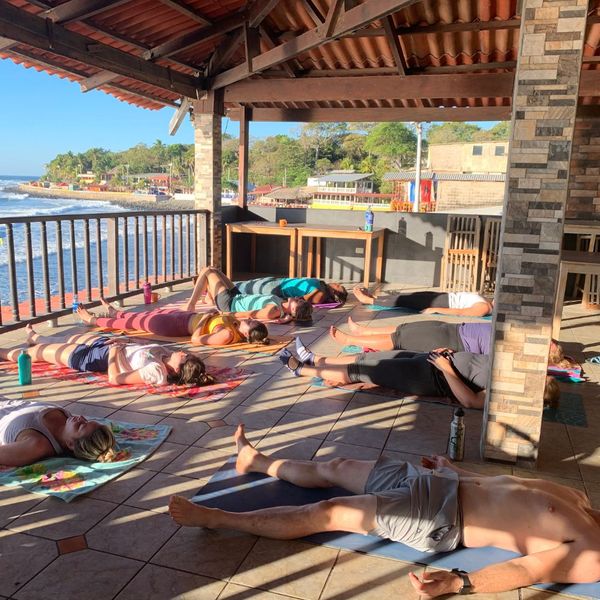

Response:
(238, 106), (250, 208)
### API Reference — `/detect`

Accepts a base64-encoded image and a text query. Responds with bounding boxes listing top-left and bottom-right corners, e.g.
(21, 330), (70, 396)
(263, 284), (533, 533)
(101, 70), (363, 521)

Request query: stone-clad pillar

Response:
(482, 0), (586, 463)
(193, 92), (223, 269)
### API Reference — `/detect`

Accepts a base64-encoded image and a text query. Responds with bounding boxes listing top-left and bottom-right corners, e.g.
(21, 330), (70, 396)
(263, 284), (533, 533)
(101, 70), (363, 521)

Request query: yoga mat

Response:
(366, 305), (492, 320)
(543, 392), (587, 428)
(193, 458), (600, 598)
(0, 420), (171, 502)
(0, 361), (250, 400)
(313, 302), (343, 309)
(92, 327), (292, 356)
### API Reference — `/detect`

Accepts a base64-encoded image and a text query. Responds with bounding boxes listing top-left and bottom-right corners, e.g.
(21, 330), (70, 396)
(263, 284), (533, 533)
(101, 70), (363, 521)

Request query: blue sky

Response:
(0, 58), (499, 176)
(0, 60), (299, 176)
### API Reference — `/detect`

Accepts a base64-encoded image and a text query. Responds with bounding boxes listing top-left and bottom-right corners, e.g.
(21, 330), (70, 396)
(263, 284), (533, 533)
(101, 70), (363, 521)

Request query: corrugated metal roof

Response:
(0, 0), (597, 116)
(384, 170), (506, 181)
(311, 173), (373, 182)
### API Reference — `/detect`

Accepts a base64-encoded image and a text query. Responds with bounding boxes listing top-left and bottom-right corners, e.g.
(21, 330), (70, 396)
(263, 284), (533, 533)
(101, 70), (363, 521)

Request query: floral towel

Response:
(0, 419), (171, 502)
(0, 361), (250, 400)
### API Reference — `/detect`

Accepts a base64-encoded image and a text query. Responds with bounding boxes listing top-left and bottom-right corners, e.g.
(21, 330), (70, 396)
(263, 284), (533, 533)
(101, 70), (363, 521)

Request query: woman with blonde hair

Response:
(0, 399), (116, 467)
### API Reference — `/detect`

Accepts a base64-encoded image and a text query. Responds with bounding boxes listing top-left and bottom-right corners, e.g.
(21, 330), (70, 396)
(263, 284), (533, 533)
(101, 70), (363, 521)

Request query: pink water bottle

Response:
(143, 282), (152, 304)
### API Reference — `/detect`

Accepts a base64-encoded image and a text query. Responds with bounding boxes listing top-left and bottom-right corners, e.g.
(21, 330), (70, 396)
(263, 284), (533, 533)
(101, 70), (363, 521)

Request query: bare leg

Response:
(185, 267), (234, 311)
(282, 354), (353, 384)
(0, 342), (79, 366)
(100, 297), (119, 317)
(169, 493), (377, 537)
(30, 326), (99, 346)
(234, 424), (375, 492)
(329, 326), (395, 351)
(347, 317), (397, 335)
(77, 305), (98, 326)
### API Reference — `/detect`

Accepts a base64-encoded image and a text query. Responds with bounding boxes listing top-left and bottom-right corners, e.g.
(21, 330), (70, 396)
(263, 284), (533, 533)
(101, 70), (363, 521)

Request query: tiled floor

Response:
(0, 285), (599, 600)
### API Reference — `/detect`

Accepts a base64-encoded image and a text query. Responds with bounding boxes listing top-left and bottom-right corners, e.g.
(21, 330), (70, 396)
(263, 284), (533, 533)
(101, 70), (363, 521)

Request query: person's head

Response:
(238, 318), (269, 345)
(64, 415), (116, 462)
(286, 297), (313, 321)
(547, 339), (581, 370)
(165, 351), (216, 386)
(543, 376), (560, 409)
(326, 283), (348, 304)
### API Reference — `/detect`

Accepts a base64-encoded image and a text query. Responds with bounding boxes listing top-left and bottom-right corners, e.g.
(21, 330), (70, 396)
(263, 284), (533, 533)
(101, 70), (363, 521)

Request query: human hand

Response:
(408, 570), (462, 597)
(427, 351), (454, 374)
(432, 347), (453, 355)
(421, 455), (451, 471)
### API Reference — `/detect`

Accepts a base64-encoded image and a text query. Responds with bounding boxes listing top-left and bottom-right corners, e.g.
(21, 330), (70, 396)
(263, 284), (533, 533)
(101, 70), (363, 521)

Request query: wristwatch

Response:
(451, 569), (473, 594)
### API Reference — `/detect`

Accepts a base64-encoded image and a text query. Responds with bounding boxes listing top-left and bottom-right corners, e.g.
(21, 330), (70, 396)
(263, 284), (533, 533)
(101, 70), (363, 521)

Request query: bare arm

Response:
(231, 305), (282, 321)
(428, 353), (486, 409)
(303, 289), (327, 304)
(192, 327), (234, 346)
(107, 345), (145, 385)
(410, 542), (599, 597)
(0, 434), (54, 466)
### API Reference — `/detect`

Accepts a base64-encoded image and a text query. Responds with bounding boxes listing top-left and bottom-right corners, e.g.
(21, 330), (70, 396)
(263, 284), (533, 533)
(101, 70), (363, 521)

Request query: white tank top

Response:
(0, 399), (68, 454)
(448, 292), (487, 309)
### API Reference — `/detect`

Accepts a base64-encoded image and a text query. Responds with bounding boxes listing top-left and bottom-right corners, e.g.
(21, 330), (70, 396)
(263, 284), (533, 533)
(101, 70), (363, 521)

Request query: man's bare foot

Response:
(99, 297), (118, 317)
(329, 326), (350, 345)
(234, 424), (262, 475)
(77, 305), (97, 326)
(169, 496), (218, 528)
(352, 285), (375, 305)
(25, 324), (38, 346)
(347, 317), (366, 333)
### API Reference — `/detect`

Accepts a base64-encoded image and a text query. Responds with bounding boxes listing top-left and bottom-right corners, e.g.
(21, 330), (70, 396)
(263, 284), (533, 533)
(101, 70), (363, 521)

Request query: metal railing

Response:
(0, 209), (209, 332)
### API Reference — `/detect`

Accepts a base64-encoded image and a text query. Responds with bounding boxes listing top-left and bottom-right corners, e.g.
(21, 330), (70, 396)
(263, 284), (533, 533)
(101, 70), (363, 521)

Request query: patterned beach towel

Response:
(0, 419), (171, 502)
(0, 361), (250, 400)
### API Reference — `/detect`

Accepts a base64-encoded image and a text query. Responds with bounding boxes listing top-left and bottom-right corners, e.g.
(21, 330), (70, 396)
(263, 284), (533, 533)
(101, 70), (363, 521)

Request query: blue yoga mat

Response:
(543, 392), (587, 428)
(193, 458), (600, 598)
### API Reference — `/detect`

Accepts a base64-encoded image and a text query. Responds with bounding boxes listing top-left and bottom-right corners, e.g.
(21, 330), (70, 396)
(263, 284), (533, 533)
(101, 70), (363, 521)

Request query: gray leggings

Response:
(391, 321), (465, 352)
(347, 351), (446, 396)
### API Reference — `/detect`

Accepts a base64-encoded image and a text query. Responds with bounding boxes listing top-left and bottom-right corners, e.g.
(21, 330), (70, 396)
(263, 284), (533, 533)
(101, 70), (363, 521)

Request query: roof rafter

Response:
(205, 28), (244, 77)
(80, 69), (119, 91)
(211, 0), (422, 89)
(302, 0), (324, 24)
(248, 0), (282, 28)
(143, 11), (247, 61)
(0, 0), (200, 97)
(259, 23), (297, 78)
(155, 0), (212, 26)
(227, 106), (512, 122)
(42, 0), (130, 24)
(322, 0), (344, 38)
(382, 15), (406, 76)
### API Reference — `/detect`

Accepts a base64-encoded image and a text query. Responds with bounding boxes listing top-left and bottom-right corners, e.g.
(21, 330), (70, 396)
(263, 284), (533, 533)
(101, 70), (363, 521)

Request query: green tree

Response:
(427, 122), (481, 144)
(298, 122), (348, 165)
(472, 121), (510, 141)
(364, 122), (418, 169)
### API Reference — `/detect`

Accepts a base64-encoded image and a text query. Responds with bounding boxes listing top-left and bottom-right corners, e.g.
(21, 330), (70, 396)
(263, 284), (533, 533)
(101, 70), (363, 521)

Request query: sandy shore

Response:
(12, 184), (196, 212)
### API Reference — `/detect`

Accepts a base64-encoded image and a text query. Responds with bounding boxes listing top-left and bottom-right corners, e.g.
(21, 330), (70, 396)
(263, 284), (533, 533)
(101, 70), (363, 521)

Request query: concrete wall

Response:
(429, 142), (508, 173)
(436, 181), (506, 210)
(222, 205), (455, 287)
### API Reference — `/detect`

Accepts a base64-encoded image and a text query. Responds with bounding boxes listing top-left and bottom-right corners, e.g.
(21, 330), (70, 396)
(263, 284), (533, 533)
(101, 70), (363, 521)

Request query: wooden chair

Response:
(440, 216), (481, 292)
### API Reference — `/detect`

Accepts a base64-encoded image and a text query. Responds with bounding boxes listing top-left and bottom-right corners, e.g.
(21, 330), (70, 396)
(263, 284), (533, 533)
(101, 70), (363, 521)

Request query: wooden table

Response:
(295, 224), (385, 288)
(553, 250), (600, 337)
(226, 221), (298, 279)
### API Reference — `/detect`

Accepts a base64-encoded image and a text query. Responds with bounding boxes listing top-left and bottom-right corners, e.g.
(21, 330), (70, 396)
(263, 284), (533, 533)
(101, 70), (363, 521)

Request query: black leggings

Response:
(393, 291), (449, 311)
(347, 351), (447, 396)
(391, 321), (465, 352)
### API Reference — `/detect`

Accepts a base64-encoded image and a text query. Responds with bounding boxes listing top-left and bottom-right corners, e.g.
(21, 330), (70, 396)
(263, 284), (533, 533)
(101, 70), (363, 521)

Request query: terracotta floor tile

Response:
(151, 526), (257, 579)
(219, 582), (297, 600)
(0, 531), (58, 597)
(88, 467), (156, 504)
(231, 538), (338, 600)
(0, 485), (46, 529)
(8, 496), (116, 540)
(322, 552), (422, 600)
(12, 549), (142, 600)
(86, 505), (179, 561)
(57, 534), (87, 554)
(162, 447), (230, 480)
(140, 440), (188, 472)
(157, 415), (211, 445)
(124, 472), (200, 513)
(115, 564), (226, 600)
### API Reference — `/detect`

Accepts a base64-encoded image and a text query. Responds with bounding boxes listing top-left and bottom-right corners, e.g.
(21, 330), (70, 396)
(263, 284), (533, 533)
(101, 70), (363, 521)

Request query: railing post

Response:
(107, 217), (120, 297)
(5, 223), (20, 322)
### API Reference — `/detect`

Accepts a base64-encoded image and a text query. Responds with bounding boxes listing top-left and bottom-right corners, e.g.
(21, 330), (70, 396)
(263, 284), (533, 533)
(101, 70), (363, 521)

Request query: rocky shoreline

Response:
(11, 184), (196, 212)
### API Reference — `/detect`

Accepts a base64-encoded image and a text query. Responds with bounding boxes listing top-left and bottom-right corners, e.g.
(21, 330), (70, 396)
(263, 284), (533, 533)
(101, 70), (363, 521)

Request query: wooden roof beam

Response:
(42, 0), (130, 24)
(156, 0), (212, 26)
(302, 0), (324, 24)
(244, 22), (260, 73)
(259, 24), (297, 78)
(205, 29), (244, 77)
(228, 106), (512, 122)
(223, 73), (516, 103)
(0, 34), (14, 50)
(322, 0), (345, 38)
(80, 69), (119, 91)
(382, 15), (406, 77)
(143, 11), (247, 61)
(248, 0), (282, 28)
(211, 0), (421, 89)
(0, 1), (201, 97)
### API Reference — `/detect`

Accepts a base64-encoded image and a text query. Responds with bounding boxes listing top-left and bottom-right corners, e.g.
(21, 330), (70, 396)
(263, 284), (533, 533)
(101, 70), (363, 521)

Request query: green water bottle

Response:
(18, 350), (32, 385)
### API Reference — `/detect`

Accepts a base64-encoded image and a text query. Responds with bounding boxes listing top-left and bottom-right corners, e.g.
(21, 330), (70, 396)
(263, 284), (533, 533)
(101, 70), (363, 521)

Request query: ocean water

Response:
(0, 176), (190, 308)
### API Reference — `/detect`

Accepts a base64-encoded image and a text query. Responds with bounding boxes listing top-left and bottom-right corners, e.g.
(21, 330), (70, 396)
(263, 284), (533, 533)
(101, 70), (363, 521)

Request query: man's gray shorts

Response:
(364, 455), (462, 553)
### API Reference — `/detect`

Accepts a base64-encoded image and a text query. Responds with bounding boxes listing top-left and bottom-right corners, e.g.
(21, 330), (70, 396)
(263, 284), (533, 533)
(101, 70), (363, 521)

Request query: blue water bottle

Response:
(18, 350), (32, 385)
(364, 206), (374, 232)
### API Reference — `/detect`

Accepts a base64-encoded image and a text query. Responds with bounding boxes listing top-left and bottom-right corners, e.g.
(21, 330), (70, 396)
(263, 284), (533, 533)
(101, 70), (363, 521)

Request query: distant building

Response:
(384, 141), (508, 212)
(308, 171), (390, 210)
(76, 171), (97, 184)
